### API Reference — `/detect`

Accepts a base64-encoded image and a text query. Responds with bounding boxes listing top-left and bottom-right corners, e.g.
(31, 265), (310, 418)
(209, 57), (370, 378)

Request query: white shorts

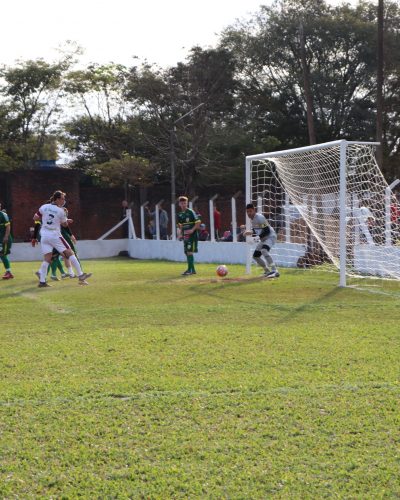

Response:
(256, 233), (277, 252)
(40, 230), (71, 255)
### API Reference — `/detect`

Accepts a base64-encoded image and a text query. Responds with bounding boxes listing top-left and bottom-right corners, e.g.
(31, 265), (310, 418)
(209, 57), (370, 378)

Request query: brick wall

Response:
(80, 186), (126, 240)
(7, 169), (81, 242)
(1, 169), (246, 241)
(4, 169), (127, 242)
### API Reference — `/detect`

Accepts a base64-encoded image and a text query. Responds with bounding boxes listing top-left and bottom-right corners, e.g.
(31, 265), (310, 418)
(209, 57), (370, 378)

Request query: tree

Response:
(124, 47), (241, 194)
(88, 154), (153, 188)
(0, 57), (71, 167)
(220, 0), (391, 150)
(62, 63), (133, 168)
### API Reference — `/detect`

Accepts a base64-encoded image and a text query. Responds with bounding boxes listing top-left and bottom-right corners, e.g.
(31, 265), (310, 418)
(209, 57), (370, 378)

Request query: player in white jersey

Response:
(34, 190), (92, 287)
(244, 203), (280, 278)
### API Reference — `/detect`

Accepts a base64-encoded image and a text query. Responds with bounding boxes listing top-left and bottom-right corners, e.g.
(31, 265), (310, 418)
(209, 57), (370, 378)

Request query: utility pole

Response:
(169, 102), (205, 205)
(299, 22), (316, 145)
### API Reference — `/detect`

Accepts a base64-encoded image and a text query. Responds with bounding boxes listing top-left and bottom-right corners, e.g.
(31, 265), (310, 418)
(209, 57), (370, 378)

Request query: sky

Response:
(1, 0), (269, 69)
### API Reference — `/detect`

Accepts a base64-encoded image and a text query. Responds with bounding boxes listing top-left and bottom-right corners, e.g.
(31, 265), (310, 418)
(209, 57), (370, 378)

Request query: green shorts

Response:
(184, 236), (198, 254)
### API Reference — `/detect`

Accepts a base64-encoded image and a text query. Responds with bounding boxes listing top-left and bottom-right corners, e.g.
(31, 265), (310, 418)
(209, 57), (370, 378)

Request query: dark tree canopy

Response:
(0, 0), (399, 185)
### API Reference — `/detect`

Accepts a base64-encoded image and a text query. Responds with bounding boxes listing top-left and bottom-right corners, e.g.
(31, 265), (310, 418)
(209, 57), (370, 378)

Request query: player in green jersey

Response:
(0, 204), (13, 279)
(177, 196), (201, 275)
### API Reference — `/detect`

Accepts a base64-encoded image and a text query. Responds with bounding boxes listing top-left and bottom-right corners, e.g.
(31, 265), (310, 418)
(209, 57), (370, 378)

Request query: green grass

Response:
(0, 259), (399, 498)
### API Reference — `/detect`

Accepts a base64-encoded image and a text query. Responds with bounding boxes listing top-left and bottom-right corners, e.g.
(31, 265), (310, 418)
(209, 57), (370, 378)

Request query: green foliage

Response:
(220, 0), (400, 172)
(0, 259), (399, 497)
(89, 154), (154, 187)
(62, 64), (144, 176)
(0, 56), (76, 169)
(124, 48), (245, 194)
(2, 1), (400, 182)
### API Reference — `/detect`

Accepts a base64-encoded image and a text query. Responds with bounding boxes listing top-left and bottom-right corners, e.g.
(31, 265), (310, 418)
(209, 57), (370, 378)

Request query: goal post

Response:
(246, 139), (400, 286)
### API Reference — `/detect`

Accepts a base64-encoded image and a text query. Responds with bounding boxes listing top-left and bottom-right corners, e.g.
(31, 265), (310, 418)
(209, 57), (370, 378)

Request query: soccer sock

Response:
(50, 260), (58, 276)
(1, 255), (10, 271)
(265, 253), (275, 270)
(56, 258), (66, 274)
(39, 261), (50, 282)
(69, 254), (83, 276)
(188, 255), (195, 272)
(65, 259), (75, 277)
(254, 256), (267, 270)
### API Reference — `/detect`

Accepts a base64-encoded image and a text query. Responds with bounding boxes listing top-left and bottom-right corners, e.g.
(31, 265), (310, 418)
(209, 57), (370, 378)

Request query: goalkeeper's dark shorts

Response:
(184, 236), (198, 254)
(0, 238), (12, 256)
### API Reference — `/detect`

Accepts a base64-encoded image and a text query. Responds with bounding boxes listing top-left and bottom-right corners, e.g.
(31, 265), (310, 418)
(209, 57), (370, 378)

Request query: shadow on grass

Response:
(0, 284), (49, 300)
(277, 286), (344, 324)
(187, 274), (346, 321)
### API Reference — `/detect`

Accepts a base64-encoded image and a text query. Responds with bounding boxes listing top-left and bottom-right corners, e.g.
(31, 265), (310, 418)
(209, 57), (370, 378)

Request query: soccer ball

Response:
(216, 264), (228, 277)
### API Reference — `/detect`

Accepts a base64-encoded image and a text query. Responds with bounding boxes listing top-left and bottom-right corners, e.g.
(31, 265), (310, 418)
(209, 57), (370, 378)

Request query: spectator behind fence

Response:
(148, 218), (156, 239)
(391, 194), (400, 243)
(121, 200), (131, 237)
(198, 223), (209, 241)
(193, 205), (202, 220)
(157, 201), (169, 239)
(238, 225), (246, 242)
(213, 204), (221, 240)
(220, 229), (233, 242)
(146, 202), (169, 239)
(220, 222), (244, 242)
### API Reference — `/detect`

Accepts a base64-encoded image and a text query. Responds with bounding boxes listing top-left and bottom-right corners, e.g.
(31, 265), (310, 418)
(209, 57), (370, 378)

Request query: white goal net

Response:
(246, 140), (400, 287)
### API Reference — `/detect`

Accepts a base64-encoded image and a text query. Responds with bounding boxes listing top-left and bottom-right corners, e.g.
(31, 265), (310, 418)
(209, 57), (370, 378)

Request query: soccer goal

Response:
(246, 140), (400, 287)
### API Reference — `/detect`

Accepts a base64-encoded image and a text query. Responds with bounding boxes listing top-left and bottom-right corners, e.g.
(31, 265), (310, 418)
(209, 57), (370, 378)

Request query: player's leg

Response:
(261, 235), (279, 278)
(55, 255), (66, 276)
(49, 251), (60, 280)
(187, 252), (195, 273)
(189, 238), (198, 273)
(52, 235), (88, 282)
(62, 256), (76, 278)
(182, 250), (191, 275)
(62, 249), (92, 283)
(182, 238), (197, 275)
(1, 240), (13, 279)
(38, 253), (52, 286)
(63, 257), (75, 278)
(38, 233), (60, 285)
(64, 234), (81, 268)
(253, 242), (268, 272)
(181, 239), (191, 275)
(1, 256), (13, 279)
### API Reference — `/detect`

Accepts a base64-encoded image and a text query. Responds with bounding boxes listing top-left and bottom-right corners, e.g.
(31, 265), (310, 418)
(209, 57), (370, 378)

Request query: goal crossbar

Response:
(246, 140), (380, 161)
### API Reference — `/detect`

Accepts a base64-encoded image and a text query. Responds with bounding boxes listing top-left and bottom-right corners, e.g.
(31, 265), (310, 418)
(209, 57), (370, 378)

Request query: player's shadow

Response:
(0, 285), (52, 300)
(187, 276), (276, 306)
(187, 276), (346, 321)
(277, 286), (344, 324)
(148, 275), (192, 284)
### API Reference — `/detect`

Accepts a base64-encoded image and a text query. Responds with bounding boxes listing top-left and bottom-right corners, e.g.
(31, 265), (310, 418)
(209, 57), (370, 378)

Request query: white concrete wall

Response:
(354, 245), (400, 278)
(11, 238), (306, 268)
(128, 239), (306, 267)
(10, 239), (128, 262)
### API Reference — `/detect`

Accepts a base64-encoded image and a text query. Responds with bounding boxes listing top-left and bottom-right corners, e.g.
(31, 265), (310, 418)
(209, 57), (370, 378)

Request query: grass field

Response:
(1, 258), (399, 498)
